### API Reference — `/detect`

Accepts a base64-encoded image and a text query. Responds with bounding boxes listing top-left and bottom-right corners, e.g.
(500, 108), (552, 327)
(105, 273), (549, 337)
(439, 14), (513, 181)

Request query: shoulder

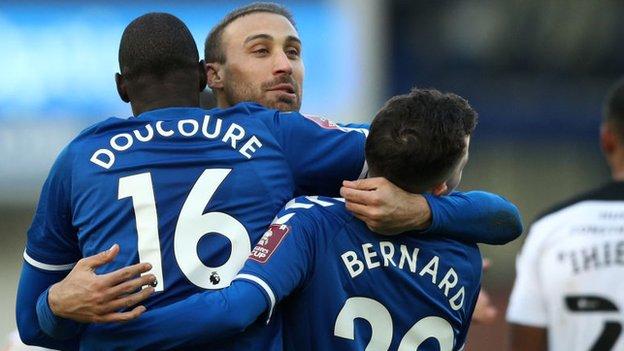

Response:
(67, 116), (127, 148)
(529, 182), (624, 234)
(522, 182), (624, 254)
(535, 182), (624, 222)
(274, 196), (354, 228)
(225, 102), (277, 119)
(59, 117), (127, 165)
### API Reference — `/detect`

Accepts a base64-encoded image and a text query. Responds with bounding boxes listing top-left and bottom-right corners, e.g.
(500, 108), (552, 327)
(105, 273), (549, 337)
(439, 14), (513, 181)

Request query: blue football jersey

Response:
(238, 196), (482, 351)
(24, 103), (367, 350)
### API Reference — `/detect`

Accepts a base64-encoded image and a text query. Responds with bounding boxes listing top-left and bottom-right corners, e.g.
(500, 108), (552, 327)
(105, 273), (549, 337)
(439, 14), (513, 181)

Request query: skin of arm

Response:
(33, 245), (155, 341)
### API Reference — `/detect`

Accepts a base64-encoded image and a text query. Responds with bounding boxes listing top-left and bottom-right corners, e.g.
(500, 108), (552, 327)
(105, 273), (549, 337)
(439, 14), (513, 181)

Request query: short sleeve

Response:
(24, 146), (81, 270)
(263, 111), (368, 196)
(235, 207), (320, 320)
(506, 221), (550, 327)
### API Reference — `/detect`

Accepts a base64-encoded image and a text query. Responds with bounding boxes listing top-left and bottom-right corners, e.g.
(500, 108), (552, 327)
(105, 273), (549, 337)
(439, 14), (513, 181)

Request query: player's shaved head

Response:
(116, 12), (206, 116)
(366, 88), (477, 194)
(204, 2), (295, 63)
(119, 12), (199, 80)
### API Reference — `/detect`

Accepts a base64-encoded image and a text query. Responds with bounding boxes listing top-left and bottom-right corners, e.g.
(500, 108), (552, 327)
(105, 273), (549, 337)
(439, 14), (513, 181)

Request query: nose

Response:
(273, 50), (293, 76)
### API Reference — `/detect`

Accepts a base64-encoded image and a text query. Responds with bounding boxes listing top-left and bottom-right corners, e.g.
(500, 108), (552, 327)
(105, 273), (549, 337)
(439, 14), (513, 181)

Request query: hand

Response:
(471, 258), (498, 324)
(48, 244), (156, 323)
(340, 177), (431, 235)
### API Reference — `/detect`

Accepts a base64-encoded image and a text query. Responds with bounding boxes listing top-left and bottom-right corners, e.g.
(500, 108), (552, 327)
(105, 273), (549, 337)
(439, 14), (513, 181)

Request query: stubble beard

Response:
(222, 75), (301, 112)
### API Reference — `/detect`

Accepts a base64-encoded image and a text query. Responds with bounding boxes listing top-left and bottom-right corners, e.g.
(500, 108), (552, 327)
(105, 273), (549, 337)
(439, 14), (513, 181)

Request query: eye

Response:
(286, 48), (300, 58)
(253, 48), (270, 56)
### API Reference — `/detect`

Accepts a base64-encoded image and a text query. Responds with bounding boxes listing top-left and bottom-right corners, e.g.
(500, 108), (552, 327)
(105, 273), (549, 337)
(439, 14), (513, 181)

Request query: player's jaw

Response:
(262, 75), (301, 111)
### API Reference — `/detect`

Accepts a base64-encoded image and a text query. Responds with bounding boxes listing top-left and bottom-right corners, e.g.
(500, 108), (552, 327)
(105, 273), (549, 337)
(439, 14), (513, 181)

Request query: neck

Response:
(214, 90), (232, 108)
(132, 95), (199, 116)
(612, 168), (624, 182)
(608, 148), (624, 182)
(126, 72), (201, 116)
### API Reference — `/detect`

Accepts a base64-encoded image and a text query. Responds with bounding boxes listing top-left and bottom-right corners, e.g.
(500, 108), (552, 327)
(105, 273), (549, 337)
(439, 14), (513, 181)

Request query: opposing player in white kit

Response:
(507, 78), (624, 351)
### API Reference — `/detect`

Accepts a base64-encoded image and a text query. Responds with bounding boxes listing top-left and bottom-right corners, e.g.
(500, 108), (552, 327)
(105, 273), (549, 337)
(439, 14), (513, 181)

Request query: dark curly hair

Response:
(366, 88), (478, 193)
(119, 13), (199, 81)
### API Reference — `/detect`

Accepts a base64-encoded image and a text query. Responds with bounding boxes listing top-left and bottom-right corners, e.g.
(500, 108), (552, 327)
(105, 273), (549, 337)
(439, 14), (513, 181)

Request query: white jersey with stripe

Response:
(507, 182), (624, 351)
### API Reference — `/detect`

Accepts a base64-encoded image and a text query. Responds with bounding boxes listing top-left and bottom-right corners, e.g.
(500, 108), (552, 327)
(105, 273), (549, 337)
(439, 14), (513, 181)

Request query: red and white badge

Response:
(249, 224), (290, 263)
(302, 114), (339, 130)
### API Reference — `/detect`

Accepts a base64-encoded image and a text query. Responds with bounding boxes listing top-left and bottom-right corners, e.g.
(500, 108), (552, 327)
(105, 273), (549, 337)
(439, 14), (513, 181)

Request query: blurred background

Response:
(0, 0), (619, 349)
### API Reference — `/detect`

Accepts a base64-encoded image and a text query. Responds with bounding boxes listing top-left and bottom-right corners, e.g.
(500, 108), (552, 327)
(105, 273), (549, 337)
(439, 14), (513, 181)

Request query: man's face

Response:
(212, 12), (304, 111)
(443, 136), (471, 194)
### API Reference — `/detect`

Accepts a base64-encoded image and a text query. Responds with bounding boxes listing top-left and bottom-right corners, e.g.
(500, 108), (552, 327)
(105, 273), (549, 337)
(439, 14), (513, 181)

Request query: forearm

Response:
(36, 286), (84, 340)
(80, 280), (269, 350)
(424, 191), (523, 245)
(16, 263), (80, 350)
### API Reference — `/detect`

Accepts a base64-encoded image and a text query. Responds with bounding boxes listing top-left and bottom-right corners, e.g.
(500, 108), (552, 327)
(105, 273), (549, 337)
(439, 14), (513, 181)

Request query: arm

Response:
(16, 146), (82, 348)
(508, 324), (548, 351)
(341, 177), (523, 244)
(268, 113), (524, 241)
(36, 245), (154, 339)
(80, 281), (268, 350)
(16, 262), (79, 349)
(422, 191), (523, 245)
(19, 146), (153, 343)
(80, 209), (319, 349)
(471, 259), (498, 324)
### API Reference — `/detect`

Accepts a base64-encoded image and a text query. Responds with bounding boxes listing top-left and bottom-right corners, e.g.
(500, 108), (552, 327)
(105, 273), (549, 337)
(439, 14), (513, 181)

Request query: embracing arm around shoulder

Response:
(341, 178), (523, 244)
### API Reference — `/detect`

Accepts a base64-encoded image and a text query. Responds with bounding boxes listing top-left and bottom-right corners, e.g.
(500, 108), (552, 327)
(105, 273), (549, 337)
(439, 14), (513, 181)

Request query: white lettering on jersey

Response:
(133, 124), (154, 142)
(90, 148), (115, 169)
(178, 119), (199, 137)
(419, 256), (440, 284)
(239, 136), (263, 159)
(362, 243), (381, 270)
(156, 121), (175, 137)
(342, 251), (365, 278)
(90, 115), (264, 169)
(110, 133), (133, 151)
(449, 287), (465, 311)
(438, 268), (459, 297)
(202, 115), (222, 139)
(339, 242), (466, 310)
(222, 123), (245, 148)
(399, 245), (418, 272)
(379, 241), (397, 267)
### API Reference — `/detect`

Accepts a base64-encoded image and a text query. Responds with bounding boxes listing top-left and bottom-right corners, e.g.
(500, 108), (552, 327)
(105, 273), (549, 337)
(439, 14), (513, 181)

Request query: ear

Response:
(601, 122), (618, 157)
(206, 62), (224, 89)
(198, 60), (207, 92)
(432, 182), (448, 196)
(115, 73), (130, 103)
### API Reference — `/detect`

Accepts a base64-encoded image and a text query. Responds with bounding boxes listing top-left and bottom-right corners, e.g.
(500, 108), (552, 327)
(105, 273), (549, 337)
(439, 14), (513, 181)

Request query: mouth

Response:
(268, 83), (296, 95)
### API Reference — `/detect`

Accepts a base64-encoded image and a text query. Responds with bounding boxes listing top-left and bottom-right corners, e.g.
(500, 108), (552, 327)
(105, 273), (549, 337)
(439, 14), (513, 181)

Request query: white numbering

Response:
(334, 297), (393, 351)
(118, 173), (164, 291)
(118, 169), (251, 291)
(334, 297), (455, 351)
